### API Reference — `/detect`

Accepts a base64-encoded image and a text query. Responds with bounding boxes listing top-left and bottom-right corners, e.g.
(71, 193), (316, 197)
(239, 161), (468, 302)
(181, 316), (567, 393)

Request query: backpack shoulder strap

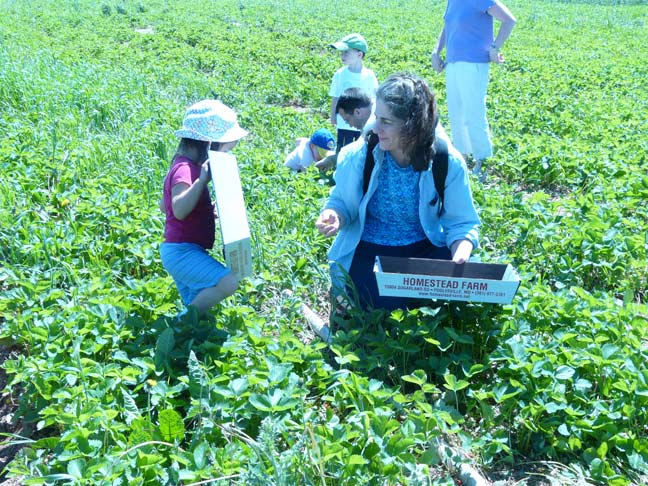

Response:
(363, 132), (380, 194)
(431, 137), (449, 217)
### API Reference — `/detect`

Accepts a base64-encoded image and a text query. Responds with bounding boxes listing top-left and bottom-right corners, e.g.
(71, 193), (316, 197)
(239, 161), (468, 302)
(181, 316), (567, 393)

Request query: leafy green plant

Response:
(0, 0), (647, 485)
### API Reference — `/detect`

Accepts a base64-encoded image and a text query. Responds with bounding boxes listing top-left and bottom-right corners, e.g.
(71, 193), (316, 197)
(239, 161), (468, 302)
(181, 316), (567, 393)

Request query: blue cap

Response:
(310, 128), (336, 151)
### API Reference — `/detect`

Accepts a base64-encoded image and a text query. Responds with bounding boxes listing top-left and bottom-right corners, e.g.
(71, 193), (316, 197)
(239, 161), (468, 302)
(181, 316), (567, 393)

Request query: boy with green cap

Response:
(329, 33), (379, 152)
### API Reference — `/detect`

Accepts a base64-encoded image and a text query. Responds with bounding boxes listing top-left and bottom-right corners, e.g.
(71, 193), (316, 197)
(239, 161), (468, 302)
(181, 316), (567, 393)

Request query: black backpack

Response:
(362, 132), (449, 216)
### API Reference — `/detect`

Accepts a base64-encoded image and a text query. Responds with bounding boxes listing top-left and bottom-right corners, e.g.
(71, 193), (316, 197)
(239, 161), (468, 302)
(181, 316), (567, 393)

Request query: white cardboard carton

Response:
(374, 256), (520, 304)
(209, 151), (252, 280)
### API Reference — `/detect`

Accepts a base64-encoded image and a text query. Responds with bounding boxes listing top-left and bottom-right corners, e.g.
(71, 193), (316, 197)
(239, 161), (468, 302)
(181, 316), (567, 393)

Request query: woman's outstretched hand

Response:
(316, 209), (341, 237)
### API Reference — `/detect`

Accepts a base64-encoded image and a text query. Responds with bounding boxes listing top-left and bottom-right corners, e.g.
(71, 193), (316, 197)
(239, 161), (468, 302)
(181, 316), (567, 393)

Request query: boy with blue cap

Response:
(284, 128), (336, 172)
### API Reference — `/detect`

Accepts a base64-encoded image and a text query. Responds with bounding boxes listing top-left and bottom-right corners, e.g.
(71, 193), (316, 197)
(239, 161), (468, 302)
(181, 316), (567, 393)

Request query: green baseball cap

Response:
(330, 33), (368, 54)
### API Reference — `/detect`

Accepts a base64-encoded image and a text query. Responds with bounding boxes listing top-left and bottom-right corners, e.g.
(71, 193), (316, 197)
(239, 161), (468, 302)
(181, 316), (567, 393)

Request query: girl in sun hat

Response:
(160, 99), (248, 316)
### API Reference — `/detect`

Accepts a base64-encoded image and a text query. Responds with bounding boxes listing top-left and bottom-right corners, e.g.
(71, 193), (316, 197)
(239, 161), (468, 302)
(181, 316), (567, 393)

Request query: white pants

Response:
(445, 62), (493, 161)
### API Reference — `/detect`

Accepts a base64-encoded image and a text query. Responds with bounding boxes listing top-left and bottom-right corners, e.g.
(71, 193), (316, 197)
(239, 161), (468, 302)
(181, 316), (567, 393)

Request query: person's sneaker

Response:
(302, 303), (332, 344)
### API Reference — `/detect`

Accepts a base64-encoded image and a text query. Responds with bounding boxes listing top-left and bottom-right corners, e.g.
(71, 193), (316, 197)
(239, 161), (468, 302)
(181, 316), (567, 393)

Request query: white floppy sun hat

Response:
(175, 99), (248, 143)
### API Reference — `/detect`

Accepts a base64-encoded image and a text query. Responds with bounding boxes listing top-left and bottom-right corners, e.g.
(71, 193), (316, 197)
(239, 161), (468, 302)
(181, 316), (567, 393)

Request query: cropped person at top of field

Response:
(284, 128), (336, 172)
(329, 33), (379, 153)
(431, 0), (516, 176)
(316, 87), (374, 172)
(316, 73), (480, 311)
(160, 99), (248, 315)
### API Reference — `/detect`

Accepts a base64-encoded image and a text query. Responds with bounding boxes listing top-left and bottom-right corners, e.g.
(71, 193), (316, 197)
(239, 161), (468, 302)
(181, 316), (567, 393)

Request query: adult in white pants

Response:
(445, 62), (492, 164)
(432, 0), (516, 176)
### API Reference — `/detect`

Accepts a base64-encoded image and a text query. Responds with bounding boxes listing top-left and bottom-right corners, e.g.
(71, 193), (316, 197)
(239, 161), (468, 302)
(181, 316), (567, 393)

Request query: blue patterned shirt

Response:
(361, 152), (427, 245)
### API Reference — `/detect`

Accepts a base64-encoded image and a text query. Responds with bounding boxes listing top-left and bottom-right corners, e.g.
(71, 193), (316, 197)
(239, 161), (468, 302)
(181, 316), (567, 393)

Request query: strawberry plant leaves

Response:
(401, 370), (428, 387)
(193, 442), (207, 470)
(2, 2), (647, 485)
(66, 459), (85, 479)
(158, 409), (184, 443)
(187, 350), (207, 398)
(121, 387), (141, 425)
(229, 377), (248, 397)
(554, 365), (575, 381)
(443, 373), (469, 392)
(348, 454), (368, 465)
(154, 328), (175, 371)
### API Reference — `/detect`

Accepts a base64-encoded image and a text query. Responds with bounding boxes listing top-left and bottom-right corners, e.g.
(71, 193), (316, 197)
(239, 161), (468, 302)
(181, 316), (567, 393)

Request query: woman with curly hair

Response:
(316, 73), (480, 311)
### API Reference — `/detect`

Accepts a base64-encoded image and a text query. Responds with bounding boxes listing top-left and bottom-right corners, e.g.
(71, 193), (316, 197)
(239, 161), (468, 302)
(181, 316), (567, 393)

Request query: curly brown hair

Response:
(376, 73), (439, 171)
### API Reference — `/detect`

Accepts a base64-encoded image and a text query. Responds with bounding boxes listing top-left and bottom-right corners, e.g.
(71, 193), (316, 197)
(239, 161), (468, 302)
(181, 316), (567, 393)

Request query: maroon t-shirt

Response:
(163, 156), (215, 249)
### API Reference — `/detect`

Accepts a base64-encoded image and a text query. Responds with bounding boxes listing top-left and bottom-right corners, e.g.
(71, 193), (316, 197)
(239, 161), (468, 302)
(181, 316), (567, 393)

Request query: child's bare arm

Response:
(330, 97), (338, 126)
(170, 161), (210, 220)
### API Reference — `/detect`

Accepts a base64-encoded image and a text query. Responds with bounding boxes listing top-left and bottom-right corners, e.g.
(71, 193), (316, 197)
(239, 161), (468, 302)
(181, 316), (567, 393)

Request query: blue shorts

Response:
(160, 242), (231, 305)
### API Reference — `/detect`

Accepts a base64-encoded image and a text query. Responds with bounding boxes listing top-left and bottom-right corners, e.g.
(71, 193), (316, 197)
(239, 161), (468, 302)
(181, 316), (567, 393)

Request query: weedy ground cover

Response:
(0, 0), (646, 484)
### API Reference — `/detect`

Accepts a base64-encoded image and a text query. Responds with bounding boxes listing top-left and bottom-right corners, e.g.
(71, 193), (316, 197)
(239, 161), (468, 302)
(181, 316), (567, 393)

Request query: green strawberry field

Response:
(0, 0), (646, 484)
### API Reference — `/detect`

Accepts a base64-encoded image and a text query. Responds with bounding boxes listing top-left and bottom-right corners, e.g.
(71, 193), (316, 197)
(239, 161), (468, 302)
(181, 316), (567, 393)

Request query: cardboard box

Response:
(209, 151), (252, 280)
(374, 256), (520, 304)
